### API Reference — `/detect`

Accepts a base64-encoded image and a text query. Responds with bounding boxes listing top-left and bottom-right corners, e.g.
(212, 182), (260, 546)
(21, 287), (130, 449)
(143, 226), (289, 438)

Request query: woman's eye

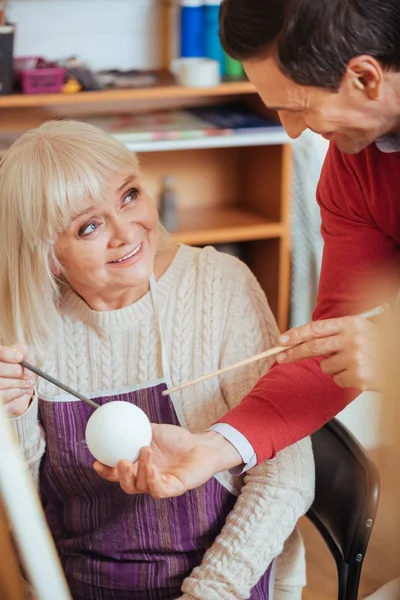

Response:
(123, 188), (139, 205)
(79, 221), (98, 237)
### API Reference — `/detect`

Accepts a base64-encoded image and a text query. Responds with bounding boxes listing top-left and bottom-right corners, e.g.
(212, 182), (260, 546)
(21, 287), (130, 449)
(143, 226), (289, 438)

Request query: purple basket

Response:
(14, 57), (65, 94)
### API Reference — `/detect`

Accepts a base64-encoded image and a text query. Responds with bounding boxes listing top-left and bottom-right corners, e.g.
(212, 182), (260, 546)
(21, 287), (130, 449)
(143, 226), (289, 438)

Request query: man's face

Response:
(243, 55), (399, 154)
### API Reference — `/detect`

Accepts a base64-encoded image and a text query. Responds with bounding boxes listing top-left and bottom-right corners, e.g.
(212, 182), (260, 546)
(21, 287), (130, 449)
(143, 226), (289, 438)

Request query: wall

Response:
(8, 0), (163, 71)
(337, 392), (382, 450)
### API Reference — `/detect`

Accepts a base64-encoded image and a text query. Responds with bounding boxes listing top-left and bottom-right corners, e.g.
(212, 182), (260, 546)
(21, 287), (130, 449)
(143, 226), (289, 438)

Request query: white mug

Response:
(171, 57), (221, 88)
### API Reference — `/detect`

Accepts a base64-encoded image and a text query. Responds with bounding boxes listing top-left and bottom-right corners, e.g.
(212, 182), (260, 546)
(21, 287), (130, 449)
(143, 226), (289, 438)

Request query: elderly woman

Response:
(0, 121), (314, 600)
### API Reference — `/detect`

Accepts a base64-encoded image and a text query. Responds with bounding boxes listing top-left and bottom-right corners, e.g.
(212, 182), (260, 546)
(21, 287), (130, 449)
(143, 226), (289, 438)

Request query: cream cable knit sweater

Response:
(10, 245), (315, 600)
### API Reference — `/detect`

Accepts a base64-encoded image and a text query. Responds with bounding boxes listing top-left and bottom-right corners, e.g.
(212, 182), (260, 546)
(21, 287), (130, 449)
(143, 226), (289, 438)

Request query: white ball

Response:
(85, 401), (152, 468)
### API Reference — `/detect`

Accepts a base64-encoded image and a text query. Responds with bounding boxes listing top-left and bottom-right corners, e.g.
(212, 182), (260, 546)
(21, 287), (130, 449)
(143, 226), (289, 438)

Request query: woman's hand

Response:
(277, 316), (381, 391)
(94, 424), (241, 498)
(0, 344), (35, 417)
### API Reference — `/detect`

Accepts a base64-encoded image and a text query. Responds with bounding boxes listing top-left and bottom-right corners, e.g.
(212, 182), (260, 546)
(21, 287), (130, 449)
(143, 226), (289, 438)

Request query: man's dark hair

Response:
(219, 0), (400, 90)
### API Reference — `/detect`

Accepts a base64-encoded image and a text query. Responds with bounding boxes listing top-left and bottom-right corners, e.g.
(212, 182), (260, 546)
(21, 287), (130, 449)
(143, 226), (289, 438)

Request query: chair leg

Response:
(344, 563), (364, 600)
(337, 564), (348, 600)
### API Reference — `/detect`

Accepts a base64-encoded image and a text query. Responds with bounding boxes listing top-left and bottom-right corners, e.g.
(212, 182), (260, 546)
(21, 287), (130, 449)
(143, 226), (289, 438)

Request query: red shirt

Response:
(217, 141), (400, 462)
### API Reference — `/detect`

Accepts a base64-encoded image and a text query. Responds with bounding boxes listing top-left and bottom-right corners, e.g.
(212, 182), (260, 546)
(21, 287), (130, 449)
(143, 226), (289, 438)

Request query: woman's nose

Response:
(279, 111), (307, 139)
(108, 215), (137, 247)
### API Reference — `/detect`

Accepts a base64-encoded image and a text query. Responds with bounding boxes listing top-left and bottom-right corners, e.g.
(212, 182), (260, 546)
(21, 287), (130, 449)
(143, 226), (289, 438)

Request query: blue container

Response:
(204, 0), (225, 75)
(180, 0), (204, 58)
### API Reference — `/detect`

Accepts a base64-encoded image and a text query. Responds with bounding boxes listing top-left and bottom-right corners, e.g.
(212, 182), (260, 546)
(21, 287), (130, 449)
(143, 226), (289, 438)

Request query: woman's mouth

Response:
(108, 243), (143, 266)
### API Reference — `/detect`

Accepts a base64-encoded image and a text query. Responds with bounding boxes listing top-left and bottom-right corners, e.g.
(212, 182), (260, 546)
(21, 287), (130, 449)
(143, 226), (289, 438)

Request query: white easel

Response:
(0, 402), (71, 600)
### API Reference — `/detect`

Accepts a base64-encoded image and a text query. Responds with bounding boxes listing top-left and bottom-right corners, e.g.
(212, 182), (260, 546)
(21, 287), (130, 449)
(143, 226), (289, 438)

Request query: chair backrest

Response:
(307, 419), (380, 600)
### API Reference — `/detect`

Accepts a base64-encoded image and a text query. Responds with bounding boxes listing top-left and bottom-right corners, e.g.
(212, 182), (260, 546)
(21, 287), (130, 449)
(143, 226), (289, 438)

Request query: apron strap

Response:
(149, 274), (173, 388)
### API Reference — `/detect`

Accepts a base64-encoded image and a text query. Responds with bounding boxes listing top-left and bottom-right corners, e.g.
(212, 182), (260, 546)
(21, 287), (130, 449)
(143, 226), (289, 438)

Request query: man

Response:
(98, 0), (400, 514)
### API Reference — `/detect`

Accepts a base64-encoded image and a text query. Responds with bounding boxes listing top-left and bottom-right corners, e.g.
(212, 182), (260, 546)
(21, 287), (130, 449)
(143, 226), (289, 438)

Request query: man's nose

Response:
(278, 111), (307, 139)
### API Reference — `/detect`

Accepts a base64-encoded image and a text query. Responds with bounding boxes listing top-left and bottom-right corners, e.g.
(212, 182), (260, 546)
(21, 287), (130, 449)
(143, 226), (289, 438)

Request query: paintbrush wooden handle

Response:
(162, 343), (290, 396)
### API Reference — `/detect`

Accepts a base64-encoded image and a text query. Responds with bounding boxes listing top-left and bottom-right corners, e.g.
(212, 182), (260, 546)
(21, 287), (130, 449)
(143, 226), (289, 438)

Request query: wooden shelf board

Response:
(127, 130), (290, 153)
(0, 80), (256, 109)
(170, 207), (285, 246)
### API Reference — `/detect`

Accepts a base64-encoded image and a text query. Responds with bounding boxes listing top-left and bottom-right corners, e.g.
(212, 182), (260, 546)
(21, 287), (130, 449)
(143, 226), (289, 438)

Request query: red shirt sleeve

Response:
(217, 142), (400, 461)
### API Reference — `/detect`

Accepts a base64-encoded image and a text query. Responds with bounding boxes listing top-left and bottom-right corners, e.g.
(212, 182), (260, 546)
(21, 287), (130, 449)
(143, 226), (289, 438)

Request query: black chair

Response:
(307, 419), (380, 600)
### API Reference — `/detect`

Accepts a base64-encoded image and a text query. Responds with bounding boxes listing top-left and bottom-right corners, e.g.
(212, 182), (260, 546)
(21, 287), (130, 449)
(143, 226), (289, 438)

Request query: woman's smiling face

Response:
(55, 173), (159, 310)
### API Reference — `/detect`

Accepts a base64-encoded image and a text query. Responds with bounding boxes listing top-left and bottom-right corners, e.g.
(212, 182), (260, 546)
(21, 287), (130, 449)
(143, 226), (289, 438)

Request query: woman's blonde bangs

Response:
(3, 120), (140, 243)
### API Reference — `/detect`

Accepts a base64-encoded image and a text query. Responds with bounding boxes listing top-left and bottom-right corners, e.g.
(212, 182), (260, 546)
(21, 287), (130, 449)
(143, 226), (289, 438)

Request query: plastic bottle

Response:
(225, 53), (244, 78)
(204, 0), (225, 75)
(179, 0), (204, 58)
(159, 176), (178, 231)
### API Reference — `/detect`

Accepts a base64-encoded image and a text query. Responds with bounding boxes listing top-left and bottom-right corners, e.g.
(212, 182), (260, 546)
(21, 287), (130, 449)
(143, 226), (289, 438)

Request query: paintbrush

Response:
(162, 304), (389, 396)
(20, 360), (99, 410)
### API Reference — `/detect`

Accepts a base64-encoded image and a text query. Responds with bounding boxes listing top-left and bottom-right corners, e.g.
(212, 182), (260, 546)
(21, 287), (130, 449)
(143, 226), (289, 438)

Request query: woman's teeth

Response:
(112, 244), (142, 263)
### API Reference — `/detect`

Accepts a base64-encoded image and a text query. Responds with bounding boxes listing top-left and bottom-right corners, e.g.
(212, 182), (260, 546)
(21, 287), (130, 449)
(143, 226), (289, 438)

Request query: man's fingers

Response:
(279, 318), (344, 346)
(320, 353), (349, 376)
(332, 370), (363, 390)
(277, 334), (344, 363)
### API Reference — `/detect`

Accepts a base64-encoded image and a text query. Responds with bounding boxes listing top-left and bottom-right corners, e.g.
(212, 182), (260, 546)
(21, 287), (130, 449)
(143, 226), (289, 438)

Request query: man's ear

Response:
(345, 55), (383, 100)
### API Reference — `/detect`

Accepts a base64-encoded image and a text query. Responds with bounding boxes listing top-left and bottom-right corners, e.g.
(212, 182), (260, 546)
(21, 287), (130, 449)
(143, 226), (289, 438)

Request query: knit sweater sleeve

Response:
(8, 393), (45, 486)
(180, 263), (315, 600)
(216, 142), (400, 462)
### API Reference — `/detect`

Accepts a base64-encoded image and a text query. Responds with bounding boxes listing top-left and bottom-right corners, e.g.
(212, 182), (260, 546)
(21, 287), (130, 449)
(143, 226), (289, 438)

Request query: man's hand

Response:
(93, 424), (242, 498)
(277, 316), (381, 391)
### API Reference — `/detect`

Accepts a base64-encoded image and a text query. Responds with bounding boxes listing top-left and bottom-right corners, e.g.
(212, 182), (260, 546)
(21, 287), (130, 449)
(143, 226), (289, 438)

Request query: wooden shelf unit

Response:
(0, 78), (292, 330)
(171, 207), (285, 246)
(0, 79), (255, 109)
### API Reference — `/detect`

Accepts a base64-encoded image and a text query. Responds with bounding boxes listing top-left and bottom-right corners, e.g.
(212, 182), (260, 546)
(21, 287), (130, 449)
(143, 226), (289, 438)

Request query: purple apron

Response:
(38, 276), (274, 600)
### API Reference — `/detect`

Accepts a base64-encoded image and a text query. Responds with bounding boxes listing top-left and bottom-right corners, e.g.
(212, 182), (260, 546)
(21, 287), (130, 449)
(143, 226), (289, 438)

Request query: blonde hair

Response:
(0, 120), (170, 359)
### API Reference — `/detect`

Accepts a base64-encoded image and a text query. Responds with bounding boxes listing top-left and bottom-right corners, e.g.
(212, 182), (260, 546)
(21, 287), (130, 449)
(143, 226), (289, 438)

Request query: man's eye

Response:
(123, 188), (139, 205)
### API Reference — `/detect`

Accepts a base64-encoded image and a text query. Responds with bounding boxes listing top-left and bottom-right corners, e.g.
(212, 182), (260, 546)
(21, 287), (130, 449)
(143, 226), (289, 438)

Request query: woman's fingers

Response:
(3, 393), (34, 417)
(145, 463), (169, 499)
(0, 377), (34, 390)
(116, 461), (139, 494)
(0, 361), (30, 379)
(0, 344), (35, 416)
(0, 344), (33, 382)
(0, 387), (34, 405)
(146, 466), (185, 500)
(0, 345), (26, 363)
(92, 462), (120, 482)
(134, 447), (152, 493)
